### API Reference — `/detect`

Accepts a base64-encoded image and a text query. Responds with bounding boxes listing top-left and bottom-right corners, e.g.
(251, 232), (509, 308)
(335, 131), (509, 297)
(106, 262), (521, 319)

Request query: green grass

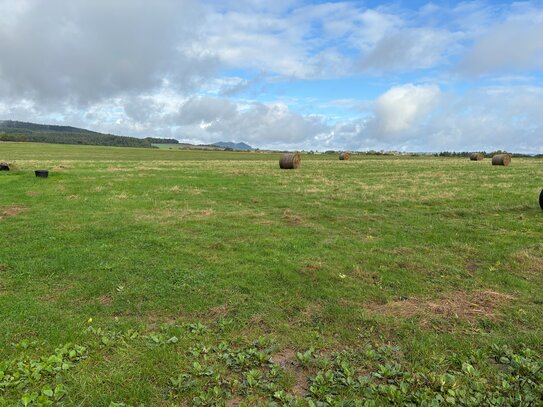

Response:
(1, 142), (542, 406)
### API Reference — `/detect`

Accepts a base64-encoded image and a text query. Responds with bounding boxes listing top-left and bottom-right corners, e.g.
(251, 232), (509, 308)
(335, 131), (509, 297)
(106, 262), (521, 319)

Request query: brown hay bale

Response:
(279, 153), (301, 169)
(339, 152), (351, 160)
(469, 153), (484, 161)
(491, 154), (511, 166)
(0, 162), (9, 171)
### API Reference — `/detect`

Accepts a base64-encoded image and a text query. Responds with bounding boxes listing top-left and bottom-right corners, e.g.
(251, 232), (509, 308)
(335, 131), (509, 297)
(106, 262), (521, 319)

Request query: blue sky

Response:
(1, 0), (543, 152)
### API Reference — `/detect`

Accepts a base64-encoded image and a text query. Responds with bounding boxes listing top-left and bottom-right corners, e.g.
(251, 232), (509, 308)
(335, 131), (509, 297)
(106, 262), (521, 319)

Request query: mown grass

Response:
(0, 142), (542, 405)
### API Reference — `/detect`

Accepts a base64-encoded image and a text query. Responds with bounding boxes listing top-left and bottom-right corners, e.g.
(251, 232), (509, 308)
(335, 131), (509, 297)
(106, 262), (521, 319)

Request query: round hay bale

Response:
(0, 162), (9, 171)
(491, 154), (511, 166)
(339, 152), (351, 160)
(279, 153), (301, 169)
(469, 153), (484, 161)
(540, 189), (543, 210)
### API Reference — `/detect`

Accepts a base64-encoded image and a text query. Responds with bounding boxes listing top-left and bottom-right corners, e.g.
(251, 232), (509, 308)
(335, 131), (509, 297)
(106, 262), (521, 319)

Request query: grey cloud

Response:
(175, 96), (238, 125)
(0, 0), (217, 105)
(359, 28), (457, 72)
(458, 14), (543, 75)
(172, 96), (328, 146)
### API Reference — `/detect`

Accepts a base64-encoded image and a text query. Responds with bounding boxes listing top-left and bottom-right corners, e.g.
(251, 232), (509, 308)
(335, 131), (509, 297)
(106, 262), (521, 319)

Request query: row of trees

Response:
(0, 132), (154, 148)
(435, 150), (540, 158)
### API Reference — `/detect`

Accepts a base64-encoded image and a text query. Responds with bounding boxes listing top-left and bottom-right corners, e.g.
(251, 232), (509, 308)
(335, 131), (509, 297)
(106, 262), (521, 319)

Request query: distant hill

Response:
(0, 120), (176, 148)
(212, 141), (254, 151)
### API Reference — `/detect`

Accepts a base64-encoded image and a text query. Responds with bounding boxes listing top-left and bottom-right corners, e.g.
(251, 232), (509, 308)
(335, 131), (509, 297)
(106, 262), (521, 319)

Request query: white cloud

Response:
(369, 84), (441, 136)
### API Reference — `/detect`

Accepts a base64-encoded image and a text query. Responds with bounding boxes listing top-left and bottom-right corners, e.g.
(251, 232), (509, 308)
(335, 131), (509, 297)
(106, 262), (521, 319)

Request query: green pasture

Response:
(0, 142), (541, 406)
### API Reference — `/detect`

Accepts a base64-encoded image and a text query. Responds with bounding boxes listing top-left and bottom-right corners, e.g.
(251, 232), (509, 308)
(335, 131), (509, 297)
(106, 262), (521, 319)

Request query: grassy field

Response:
(1, 142), (542, 406)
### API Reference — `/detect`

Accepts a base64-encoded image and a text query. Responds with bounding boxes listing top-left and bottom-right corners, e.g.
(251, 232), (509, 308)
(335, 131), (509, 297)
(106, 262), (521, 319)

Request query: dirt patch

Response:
(369, 290), (514, 322)
(271, 349), (309, 397)
(40, 286), (72, 303)
(25, 191), (40, 197)
(303, 261), (322, 272)
(205, 304), (229, 319)
(99, 295), (113, 305)
(272, 348), (296, 368)
(226, 396), (243, 406)
(465, 259), (479, 273)
(199, 209), (214, 217)
(0, 206), (27, 220)
(282, 209), (303, 225)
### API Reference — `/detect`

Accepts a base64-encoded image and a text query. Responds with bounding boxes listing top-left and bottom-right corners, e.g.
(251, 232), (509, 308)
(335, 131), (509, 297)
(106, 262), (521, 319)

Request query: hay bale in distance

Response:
(469, 153), (484, 161)
(339, 152), (352, 160)
(539, 189), (543, 210)
(491, 154), (511, 166)
(279, 153), (301, 169)
(0, 162), (9, 171)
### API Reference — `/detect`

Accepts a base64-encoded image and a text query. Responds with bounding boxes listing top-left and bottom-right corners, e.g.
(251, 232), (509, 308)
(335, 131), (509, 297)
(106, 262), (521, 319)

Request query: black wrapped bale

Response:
(34, 170), (49, 178)
(0, 162), (9, 171)
(491, 154), (511, 166)
(539, 189), (543, 210)
(279, 153), (301, 169)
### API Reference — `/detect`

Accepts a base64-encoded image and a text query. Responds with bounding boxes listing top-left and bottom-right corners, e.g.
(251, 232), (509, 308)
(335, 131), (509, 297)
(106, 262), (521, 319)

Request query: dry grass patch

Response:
(99, 295), (113, 305)
(512, 245), (543, 275)
(0, 206), (27, 220)
(370, 290), (515, 323)
(282, 209), (304, 225)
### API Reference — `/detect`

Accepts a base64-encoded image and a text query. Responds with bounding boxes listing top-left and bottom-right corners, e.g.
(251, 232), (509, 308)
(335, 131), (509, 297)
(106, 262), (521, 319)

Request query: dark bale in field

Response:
(539, 189), (543, 210)
(0, 162), (9, 171)
(279, 153), (301, 169)
(469, 153), (484, 161)
(34, 170), (49, 178)
(339, 152), (352, 160)
(491, 154), (511, 166)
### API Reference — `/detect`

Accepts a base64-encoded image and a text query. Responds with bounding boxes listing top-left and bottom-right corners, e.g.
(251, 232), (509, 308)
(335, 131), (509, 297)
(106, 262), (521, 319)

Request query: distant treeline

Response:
(143, 137), (179, 144)
(315, 150), (542, 158)
(435, 151), (542, 158)
(0, 120), (176, 148)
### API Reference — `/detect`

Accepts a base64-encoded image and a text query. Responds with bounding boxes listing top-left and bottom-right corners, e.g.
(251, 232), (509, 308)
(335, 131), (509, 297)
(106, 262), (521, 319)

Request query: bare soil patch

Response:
(204, 304), (229, 319)
(0, 206), (27, 220)
(99, 295), (113, 305)
(282, 209), (303, 225)
(370, 290), (514, 322)
(271, 349), (309, 397)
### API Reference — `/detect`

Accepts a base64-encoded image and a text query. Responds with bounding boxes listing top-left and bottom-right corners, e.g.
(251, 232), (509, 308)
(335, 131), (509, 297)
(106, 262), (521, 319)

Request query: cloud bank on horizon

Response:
(1, 0), (542, 152)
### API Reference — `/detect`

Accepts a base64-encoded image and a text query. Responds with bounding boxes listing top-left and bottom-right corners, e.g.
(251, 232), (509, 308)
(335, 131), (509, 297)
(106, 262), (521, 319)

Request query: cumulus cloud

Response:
(171, 96), (328, 147)
(368, 84), (441, 137)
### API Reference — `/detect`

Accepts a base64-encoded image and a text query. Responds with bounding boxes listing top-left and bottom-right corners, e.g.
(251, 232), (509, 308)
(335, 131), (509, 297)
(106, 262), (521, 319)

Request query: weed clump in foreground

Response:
(1, 322), (542, 406)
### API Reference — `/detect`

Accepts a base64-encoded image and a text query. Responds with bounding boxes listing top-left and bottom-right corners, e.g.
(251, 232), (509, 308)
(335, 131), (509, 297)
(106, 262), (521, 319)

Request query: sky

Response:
(1, 0), (543, 152)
